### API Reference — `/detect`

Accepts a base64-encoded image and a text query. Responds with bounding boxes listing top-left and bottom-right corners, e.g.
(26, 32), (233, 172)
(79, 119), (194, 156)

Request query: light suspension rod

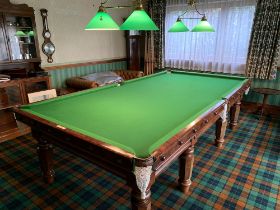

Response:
(95, 0), (132, 10)
(86, 0), (158, 31)
(105, 6), (131, 9)
(180, 17), (201, 20)
(168, 0), (214, 32)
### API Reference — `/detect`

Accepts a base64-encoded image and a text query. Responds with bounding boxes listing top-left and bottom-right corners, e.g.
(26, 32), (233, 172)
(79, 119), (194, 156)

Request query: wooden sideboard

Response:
(0, 76), (51, 142)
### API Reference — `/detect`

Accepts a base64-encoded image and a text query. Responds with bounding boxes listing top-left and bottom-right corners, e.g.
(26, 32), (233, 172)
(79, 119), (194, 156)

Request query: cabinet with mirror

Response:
(0, 0), (42, 77)
(5, 15), (38, 61)
(0, 0), (49, 142)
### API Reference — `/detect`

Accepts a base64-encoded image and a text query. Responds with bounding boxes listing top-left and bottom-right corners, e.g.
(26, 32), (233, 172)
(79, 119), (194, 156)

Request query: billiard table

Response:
(14, 70), (250, 209)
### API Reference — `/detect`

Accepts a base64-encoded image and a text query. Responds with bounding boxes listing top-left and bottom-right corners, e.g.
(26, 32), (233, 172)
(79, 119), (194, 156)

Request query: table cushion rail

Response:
(36, 127), (135, 179)
(14, 110), (137, 176)
(153, 101), (225, 176)
(14, 108), (135, 157)
(225, 80), (251, 107)
(189, 103), (226, 145)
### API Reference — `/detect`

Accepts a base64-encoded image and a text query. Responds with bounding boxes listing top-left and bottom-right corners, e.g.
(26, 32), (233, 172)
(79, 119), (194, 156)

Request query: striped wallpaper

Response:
(46, 61), (127, 89)
(244, 71), (280, 106)
(46, 61), (279, 106)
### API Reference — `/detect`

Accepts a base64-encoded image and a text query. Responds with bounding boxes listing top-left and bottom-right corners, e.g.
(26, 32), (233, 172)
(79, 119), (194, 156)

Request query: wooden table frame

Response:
(0, 76), (51, 142)
(14, 80), (250, 210)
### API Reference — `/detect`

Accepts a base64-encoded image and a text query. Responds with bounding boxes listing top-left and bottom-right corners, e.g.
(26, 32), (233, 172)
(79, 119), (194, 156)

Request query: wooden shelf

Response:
(10, 58), (40, 63)
(0, 120), (31, 143)
(0, 102), (21, 110)
(16, 26), (32, 29)
(0, 0), (42, 142)
(0, 76), (50, 142)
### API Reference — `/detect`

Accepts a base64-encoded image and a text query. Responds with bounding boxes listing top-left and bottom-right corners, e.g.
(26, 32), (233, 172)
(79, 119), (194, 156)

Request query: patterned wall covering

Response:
(148, 0), (166, 69)
(244, 71), (280, 106)
(47, 61), (127, 89)
(246, 0), (280, 80)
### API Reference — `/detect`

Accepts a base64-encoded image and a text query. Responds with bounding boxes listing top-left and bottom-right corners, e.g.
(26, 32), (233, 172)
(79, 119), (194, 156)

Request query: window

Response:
(165, 0), (256, 74)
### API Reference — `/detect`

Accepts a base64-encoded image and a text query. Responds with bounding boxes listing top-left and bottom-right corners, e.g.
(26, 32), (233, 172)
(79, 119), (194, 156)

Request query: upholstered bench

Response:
(66, 70), (144, 91)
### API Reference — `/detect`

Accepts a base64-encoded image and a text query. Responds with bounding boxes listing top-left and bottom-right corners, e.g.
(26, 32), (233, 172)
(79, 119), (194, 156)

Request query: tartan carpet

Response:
(0, 112), (279, 210)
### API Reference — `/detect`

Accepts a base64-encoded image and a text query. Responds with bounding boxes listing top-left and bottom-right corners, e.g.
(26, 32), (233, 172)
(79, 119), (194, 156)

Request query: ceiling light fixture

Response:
(85, 0), (158, 31)
(85, 3), (121, 30)
(168, 0), (215, 33)
(120, 1), (159, 30)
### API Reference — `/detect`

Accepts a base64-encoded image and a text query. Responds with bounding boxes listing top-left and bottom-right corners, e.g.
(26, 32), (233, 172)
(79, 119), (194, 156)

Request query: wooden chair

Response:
(27, 89), (57, 103)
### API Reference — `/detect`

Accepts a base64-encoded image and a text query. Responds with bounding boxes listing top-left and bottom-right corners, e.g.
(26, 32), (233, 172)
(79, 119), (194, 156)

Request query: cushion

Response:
(81, 71), (123, 86)
(94, 76), (123, 86)
(81, 71), (119, 81)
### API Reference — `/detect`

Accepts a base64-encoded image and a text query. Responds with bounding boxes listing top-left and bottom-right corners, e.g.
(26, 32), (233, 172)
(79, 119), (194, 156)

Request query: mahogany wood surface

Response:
(0, 76), (50, 105)
(13, 76), (250, 209)
(0, 76), (50, 141)
(0, 0), (33, 15)
(125, 34), (145, 71)
(252, 88), (280, 118)
(215, 118), (227, 148)
(178, 146), (194, 194)
(34, 130), (55, 184)
(230, 101), (241, 129)
(0, 119), (31, 143)
(241, 101), (280, 116)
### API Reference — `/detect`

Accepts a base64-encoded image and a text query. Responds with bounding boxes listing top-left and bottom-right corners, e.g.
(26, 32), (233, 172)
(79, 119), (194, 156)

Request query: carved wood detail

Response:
(0, 0), (34, 14)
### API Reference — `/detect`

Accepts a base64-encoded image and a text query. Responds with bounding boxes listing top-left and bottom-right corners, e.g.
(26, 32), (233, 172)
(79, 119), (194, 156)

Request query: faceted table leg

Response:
(37, 137), (55, 184)
(131, 158), (154, 210)
(230, 101), (241, 129)
(131, 189), (152, 210)
(178, 146), (194, 194)
(215, 118), (227, 148)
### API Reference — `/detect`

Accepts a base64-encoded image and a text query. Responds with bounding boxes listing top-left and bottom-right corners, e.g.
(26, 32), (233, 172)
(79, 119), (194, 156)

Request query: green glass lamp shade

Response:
(15, 31), (26, 36)
(85, 10), (119, 30)
(120, 9), (159, 31)
(191, 17), (215, 32)
(168, 19), (189, 32)
(28, 31), (34, 36)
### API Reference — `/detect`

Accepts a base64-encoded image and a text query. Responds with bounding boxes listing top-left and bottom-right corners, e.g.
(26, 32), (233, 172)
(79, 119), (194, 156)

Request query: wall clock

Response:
(40, 9), (55, 63)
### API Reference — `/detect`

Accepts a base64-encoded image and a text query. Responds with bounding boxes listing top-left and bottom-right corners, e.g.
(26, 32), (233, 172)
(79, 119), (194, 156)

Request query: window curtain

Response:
(165, 0), (256, 74)
(246, 0), (280, 80)
(147, 0), (166, 70)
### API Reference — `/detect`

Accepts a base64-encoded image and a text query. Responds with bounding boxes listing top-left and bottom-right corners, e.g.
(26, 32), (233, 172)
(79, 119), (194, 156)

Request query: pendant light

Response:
(85, 5), (119, 30)
(168, 18), (189, 32)
(120, 2), (159, 31)
(168, 0), (215, 33)
(191, 15), (215, 32)
(85, 0), (158, 31)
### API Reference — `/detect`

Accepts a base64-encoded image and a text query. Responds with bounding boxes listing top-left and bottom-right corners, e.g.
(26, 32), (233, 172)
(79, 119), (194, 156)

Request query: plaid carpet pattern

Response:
(0, 112), (279, 210)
